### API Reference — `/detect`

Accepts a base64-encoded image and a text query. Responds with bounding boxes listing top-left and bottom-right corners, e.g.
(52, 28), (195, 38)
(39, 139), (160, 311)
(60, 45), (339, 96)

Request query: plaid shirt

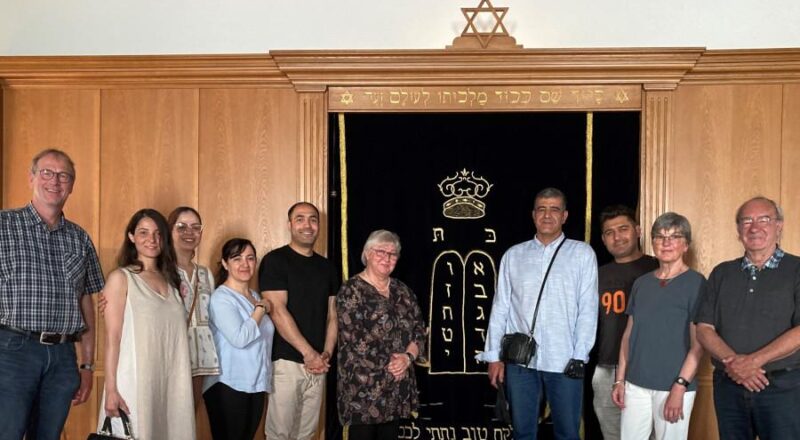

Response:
(0, 203), (105, 334)
(741, 246), (785, 275)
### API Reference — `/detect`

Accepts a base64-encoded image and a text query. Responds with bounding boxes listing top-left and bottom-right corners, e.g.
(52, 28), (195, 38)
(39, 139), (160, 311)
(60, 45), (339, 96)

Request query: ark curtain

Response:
(327, 112), (639, 439)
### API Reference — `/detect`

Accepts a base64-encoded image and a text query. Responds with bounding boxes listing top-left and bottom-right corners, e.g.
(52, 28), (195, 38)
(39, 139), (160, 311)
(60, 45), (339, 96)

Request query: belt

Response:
(0, 324), (81, 345)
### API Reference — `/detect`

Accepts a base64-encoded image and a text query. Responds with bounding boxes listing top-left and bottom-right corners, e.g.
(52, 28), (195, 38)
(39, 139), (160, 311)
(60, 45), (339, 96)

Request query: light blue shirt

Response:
(203, 285), (275, 393)
(477, 234), (598, 372)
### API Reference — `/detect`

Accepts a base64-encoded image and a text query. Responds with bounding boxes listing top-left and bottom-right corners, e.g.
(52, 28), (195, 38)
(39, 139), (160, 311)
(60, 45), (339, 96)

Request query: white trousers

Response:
(620, 382), (695, 440)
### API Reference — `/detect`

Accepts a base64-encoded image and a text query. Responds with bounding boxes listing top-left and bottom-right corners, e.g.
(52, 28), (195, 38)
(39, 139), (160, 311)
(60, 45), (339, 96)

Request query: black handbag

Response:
(500, 237), (565, 365)
(87, 411), (133, 439)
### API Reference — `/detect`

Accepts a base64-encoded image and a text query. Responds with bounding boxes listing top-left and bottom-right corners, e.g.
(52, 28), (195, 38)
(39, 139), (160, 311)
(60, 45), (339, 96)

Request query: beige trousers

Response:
(265, 359), (326, 440)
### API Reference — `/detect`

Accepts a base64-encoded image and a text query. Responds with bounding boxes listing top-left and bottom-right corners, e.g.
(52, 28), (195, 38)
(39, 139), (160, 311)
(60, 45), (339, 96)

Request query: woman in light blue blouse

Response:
(203, 238), (274, 440)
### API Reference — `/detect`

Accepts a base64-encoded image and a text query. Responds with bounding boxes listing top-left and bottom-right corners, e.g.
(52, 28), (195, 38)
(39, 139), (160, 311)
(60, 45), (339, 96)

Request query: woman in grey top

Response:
(611, 212), (705, 440)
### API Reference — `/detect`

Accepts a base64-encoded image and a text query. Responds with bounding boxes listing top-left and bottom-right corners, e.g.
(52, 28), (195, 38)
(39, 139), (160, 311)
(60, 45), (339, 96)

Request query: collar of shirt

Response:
(741, 247), (784, 274)
(533, 233), (566, 249)
(24, 203), (66, 231)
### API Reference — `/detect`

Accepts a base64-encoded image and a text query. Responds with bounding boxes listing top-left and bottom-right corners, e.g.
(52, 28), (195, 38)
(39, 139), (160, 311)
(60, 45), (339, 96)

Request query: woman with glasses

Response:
(167, 207), (221, 407)
(99, 209), (195, 439)
(337, 230), (426, 440)
(611, 212), (705, 440)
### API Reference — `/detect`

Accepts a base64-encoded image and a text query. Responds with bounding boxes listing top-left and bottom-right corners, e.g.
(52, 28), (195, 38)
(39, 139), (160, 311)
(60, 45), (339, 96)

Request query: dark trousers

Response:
(345, 420), (401, 440)
(203, 382), (265, 440)
(0, 328), (79, 440)
(713, 369), (800, 440)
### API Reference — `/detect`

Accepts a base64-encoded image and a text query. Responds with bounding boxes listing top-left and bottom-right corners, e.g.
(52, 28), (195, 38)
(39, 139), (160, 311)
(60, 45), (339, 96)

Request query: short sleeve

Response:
(259, 250), (288, 291)
(693, 268), (719, 325)
(84, 237), (105, 295)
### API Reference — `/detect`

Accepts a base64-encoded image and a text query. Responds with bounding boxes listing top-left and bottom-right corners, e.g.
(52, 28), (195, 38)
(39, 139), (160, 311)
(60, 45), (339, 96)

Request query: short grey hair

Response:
(651, 212), (692, 244)
(360, 229), (402, 266)
(31, 148), (76, 178)
(534, 187), (567, 210)
(735, 196), (784, 224)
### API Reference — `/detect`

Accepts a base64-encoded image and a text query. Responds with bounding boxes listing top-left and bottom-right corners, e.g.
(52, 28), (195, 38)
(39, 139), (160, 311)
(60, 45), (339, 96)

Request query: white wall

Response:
(2, 0), (799, 55)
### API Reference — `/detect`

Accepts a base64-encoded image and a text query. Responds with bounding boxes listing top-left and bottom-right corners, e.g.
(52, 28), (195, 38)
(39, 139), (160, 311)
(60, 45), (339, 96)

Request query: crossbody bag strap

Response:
(527, 236), (567, 338)
(186, 264), (200, 328)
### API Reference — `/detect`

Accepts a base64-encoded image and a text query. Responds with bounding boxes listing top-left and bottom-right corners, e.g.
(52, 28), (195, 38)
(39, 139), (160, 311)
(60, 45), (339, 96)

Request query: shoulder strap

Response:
(527, 236), (567, 337)
(186, 264), (200, 327)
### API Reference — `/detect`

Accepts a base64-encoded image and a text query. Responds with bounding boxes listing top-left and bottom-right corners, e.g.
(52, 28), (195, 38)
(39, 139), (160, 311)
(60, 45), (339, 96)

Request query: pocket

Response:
(62, 252), (85, 286)
(0, 331), (26, 351)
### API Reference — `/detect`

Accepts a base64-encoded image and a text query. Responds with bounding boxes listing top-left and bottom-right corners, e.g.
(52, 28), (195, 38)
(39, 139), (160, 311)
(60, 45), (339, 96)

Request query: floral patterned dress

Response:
(336, 276), (427, 426)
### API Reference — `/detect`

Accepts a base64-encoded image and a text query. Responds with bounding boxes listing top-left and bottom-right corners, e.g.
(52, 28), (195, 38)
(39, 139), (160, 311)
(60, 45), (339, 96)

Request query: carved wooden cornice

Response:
(683, 49), (800, 84)
(270, 48), (705, 89)
(2, 48), (800, 89)
(0, 54), (289, 88)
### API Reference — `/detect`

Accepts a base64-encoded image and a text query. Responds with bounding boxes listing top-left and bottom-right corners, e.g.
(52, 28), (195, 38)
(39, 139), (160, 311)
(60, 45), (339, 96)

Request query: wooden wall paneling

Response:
(1, 88), (101, 439)
(781, 85), (800, 253)
(672, 84), (783, 275)
(640, 88), (674, 255)
(297, 90), (328, 257)
(98, 88), (199, 273)
(197, 88), (299, 278)
(671, 83), (783, 440)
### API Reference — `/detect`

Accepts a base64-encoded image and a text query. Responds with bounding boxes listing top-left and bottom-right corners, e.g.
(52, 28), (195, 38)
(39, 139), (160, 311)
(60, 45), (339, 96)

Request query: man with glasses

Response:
(478, 188), (598, 440)
(259, 202), (338, 440)
(0, 149), (104, 439)
(695, 196), (800, 439)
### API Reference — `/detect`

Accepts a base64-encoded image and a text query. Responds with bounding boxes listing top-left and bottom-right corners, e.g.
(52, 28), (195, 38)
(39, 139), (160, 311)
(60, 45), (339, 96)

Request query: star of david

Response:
(460, 0), (510, 49)
(340, 91), (354, 105)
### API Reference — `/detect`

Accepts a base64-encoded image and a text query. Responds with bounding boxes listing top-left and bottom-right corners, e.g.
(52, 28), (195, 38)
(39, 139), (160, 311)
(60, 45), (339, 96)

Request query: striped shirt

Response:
(0, 203), (105, 334)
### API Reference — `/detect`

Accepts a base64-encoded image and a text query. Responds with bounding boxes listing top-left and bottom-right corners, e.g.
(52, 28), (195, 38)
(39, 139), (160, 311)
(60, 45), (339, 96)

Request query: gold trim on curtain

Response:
(338, 113), (350, 280)
(585, 112), (593, 243)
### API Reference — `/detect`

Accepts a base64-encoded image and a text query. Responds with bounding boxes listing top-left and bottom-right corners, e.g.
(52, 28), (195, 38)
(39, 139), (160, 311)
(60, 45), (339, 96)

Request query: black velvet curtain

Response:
(326, 112), (640, 439)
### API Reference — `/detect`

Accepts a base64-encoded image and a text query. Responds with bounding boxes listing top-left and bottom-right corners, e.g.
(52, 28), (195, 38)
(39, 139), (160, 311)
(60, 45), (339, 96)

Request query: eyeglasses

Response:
(653, 233), (685, 243)
(175, 222), (204, 234)
(738, 216), (774, 227)
(36, 168), (74, 184)
(371, 248), (400, 260)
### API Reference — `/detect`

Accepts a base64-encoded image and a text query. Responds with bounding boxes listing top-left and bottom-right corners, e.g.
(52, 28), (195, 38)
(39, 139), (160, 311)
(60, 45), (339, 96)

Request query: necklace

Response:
(656, 266), (687, 287)
(363, 272), (390, 292)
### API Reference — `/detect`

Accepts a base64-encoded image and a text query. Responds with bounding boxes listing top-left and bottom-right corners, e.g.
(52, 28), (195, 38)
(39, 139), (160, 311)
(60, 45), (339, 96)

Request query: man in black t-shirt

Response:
(592, 205), (658, 440)
(259, 202), (338, 440)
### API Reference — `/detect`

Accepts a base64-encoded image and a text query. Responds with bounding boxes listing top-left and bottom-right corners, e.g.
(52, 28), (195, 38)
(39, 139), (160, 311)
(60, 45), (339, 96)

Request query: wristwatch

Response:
(405, 352), (416, 363)
(79, 363), (95, 372)
(674, 376), (690, 388)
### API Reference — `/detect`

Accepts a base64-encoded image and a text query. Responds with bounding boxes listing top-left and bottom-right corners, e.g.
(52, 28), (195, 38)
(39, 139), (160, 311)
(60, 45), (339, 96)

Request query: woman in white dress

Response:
(166, 207), (221, 405)
(100, 209), (195, 439)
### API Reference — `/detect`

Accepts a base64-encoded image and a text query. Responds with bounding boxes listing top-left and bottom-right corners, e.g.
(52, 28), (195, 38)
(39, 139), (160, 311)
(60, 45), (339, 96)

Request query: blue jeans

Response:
(505, 364), (582, 440)
(0, 328), (80, 440)
(713, 369), (800, 440)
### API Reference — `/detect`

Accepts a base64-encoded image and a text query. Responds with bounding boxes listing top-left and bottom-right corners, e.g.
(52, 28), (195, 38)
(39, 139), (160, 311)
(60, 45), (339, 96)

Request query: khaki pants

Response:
(265, 359), (325, 440)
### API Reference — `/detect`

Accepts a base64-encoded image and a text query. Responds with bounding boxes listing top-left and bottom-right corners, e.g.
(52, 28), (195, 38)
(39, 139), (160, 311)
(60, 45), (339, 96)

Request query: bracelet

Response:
(405, 352), (416, 363)
(255, 304), (266, 311)
(611, 380), (624, 389)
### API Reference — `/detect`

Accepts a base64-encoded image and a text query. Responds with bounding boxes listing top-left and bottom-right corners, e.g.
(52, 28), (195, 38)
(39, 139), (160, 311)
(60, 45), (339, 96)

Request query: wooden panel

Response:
(1, 89), (100, 234)
(98, 89), (199, 272)
(640, 89), (673, 255)
(1, 89), (101, 440)
(781, 84), (800, 252)
(671, 83), (783, 440)
(197, 88), (299, 279)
